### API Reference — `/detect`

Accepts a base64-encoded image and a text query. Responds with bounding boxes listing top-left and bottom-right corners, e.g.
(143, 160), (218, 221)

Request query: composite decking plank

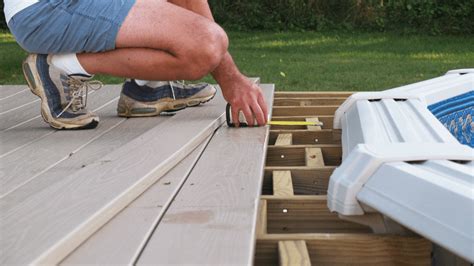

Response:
(137, 84), (275, 265)
(0, 85), (28, 99)
(0, 96), (123, 197)
(0, 88), (38, 114)
(0, 85), (119, 157)
(0, 91), (227, 265)
(61, 136), (212, 265)
(2, 116), (168, 206)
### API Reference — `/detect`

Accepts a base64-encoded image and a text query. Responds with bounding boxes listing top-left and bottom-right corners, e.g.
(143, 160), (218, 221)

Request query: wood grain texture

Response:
(272, 106), (339, 117)
(306, 117), (322, 131)
(274, 92), (353, 98)
(266, 146), (341, 167)
(273, 98), (346, 107)
(61, 136), (212, 265)
(256, 199), (268, 237)
(269, 130), (339, 145)
(256, 234), (431, 266)
(262, 169), (332, 196)
(278, 240), (311, 266)
(275, 133), (293, 146)
(272, 171), (294, 197)
(264, 196), (371, 234)
(136, 84), (275, 265)
(305, 148), (325, 167)
(0, 90), (228, 265)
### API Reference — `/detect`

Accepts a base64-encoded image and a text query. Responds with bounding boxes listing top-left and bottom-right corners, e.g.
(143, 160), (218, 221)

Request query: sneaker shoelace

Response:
(57, 77), (103, 118)
(168, 80), (187, 100)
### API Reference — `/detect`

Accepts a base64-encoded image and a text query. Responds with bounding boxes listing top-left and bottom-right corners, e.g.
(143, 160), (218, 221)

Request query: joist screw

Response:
(314, 139), (319, 143)
(280, 154), (285, 159)
(282, 208), (288, 213)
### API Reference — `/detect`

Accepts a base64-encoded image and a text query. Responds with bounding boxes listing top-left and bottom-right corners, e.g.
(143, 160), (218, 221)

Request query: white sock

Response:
(135, 79), (151, 86)
(51, 53), (91, 76)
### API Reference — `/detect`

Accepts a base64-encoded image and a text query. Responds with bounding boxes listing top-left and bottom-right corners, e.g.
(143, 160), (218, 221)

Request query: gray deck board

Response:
(0, 85), (28, 99)
(0, 88), (37, 114)
(2, 110), (167, 206)
(61, 135), (212, 265)
(0, 95), (122, 197)
(0, 85), (119, 157)
(0, 89), (227, 265)
(137, 84), (275, 265)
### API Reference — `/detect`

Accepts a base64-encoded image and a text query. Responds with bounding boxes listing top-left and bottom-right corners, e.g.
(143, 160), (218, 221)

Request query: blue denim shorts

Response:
(7, 0), (136, 54)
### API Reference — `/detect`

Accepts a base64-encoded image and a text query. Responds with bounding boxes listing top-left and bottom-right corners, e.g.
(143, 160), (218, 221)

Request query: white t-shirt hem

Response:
(4, 0), (40, 24)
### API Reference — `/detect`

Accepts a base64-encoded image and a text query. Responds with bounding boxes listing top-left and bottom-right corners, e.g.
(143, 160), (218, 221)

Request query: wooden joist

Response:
(273, 97), (347, 107)
(275, 133), (293, 146)
(272, 171), (294, 196)
(257, 234), (431, 266)
(263, 196), (371, 234)
(256, 200), (268, 237)
(278, 240), (311, 266)
(263, 169), (332, 196)
(306, 117), (322, 131)
(266, 145), (341, 167)
(274, 91), (354, 98)
(305, 148), (325, 167)
(272, 106), (339, 117)
(269, 130), (340, 145)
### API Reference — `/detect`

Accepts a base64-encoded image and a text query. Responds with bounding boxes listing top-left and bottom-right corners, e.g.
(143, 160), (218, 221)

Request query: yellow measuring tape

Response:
(226, 103), (324, 127)
(267, 121), (323, 126)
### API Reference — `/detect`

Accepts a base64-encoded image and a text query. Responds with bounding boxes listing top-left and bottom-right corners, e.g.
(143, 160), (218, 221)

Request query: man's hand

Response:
(220, 75), (269, 127)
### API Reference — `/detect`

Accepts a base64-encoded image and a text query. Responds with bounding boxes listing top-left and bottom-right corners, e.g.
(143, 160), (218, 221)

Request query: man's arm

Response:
(169, 0), (269, 126)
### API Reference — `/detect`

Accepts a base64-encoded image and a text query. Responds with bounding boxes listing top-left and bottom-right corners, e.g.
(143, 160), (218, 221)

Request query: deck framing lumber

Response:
(305, 117), (322, 131)
(256, 199), (268, 237)
(305, 147), (325, 168)
(272, 171), (294, 196)
(275, 133), (293, 146)
(278, 240), (311, 266)
(255, 91), (432, 265)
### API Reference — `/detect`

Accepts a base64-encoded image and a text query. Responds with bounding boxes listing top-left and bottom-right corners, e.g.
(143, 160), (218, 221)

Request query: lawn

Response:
(1, 30), (473, 91)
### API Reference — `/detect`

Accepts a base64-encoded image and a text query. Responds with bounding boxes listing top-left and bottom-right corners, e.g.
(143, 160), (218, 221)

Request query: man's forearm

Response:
(169, 0), (243, 85)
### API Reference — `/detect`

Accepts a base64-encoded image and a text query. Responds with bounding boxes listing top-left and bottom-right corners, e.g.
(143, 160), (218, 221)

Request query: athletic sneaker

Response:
(22, 54), (102, 130)
(117, 80), (217, 117)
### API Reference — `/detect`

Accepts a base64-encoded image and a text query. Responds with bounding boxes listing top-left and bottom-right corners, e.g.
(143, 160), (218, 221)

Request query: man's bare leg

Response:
(77, 0), (267, 125)
(77, 0), (228, 81)
(167, 0), (269, 126)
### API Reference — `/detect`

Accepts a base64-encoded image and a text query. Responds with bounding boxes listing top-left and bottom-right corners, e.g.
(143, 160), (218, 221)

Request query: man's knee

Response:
(184, 23), (229, 80)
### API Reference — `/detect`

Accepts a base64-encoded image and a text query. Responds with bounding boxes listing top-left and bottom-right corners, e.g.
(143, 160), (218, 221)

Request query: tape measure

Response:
(225, 103), (324, 127)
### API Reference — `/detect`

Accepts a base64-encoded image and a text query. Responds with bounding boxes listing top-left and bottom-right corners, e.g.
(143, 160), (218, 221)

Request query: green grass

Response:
(1, 30), (473, 91)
